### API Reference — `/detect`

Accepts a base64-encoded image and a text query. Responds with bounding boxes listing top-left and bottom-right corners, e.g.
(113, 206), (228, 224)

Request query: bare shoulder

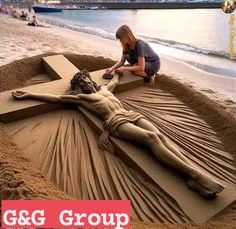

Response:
(100, 85), (108, 91)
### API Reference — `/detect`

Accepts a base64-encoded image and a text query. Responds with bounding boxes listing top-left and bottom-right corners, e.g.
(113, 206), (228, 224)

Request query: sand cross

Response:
(0, 55), (235, 223)
(0, 55), (142, 122)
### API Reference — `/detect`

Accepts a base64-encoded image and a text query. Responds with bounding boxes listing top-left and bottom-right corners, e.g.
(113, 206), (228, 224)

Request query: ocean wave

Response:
(67, 24), (115, 40)
(38, 16), (234, 61)
(38, 16), (115, 40)
(142, 36), (233, 60)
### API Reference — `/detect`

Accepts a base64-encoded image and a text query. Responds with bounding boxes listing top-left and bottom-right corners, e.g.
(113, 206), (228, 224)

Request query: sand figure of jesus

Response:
(12, 70), (225, 199)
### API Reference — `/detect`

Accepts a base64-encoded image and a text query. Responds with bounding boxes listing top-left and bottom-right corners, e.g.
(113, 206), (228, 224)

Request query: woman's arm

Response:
(116, 56), (145, 73)
(12, 91), (81, 104)
(107, 54), (126, 73)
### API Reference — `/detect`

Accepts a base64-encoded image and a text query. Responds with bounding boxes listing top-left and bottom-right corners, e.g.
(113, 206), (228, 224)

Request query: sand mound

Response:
(0, 52), (116, 92)
(156, 75), (236, 156)
(0, 124), (72, 200)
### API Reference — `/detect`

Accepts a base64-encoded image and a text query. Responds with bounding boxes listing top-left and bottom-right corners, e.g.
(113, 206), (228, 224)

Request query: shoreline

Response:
(36, 13), (233, 63)
(1, 2), (222, 9)
(0, 13), (235, 116)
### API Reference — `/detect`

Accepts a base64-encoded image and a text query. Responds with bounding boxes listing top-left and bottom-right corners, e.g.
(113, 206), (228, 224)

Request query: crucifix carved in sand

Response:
(0, 55), (235, 224)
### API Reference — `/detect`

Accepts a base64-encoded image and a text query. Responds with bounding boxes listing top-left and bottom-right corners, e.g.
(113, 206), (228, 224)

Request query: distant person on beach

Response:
(2, 6), (9, 14)
(105, 25), (161, 85)
(28, 15), (38, 26)
(28, 5), (32, 13)
(20, 11), (28, 20)
(0, 5), (4, 14)
(11, 9), (20, 18)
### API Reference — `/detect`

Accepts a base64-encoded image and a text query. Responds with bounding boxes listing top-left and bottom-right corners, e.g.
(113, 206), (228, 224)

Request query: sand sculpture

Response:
(103, 72), (114, 79)
(0, 55), (235, 224)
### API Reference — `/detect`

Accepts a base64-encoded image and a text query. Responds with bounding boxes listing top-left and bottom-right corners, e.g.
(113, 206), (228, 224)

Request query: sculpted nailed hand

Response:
(103, 68), (114, 79)
(12, 91), (30, 100)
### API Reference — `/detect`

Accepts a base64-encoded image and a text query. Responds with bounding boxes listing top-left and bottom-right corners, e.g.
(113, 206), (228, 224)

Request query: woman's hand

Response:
(12, 91), (30, 100)
(115, 66), (126, 75)
(105, 68), (113, 74)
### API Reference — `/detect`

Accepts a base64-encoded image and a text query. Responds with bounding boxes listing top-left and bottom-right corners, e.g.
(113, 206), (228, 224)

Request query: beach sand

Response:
(0, 13), (235, 228)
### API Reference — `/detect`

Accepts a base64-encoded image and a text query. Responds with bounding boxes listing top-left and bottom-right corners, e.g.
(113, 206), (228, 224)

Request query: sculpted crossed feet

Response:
(186, 179), (216, 199)
(194, 171), (225, 193)
(188, 170), (225, 198)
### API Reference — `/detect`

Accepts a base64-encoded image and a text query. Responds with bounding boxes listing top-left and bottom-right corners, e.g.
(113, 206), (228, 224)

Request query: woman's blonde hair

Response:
(115, 25), (137, 52)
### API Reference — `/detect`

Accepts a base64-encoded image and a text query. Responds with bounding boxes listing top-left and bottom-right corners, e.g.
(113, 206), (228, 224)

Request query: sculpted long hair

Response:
(115, 25), (137, 53)
(65, 70), (99, 95)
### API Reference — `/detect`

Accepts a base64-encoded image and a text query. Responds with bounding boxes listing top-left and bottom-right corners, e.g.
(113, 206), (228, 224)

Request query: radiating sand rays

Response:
(118, 87), (236, 184)
(5, 87), (235, 223)
(6, 109), (189, 223)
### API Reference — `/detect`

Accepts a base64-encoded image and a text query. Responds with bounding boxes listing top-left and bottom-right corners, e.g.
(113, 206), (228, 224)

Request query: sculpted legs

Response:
(115, 119), (224, 197)
(131, 63), (155, 85)
(136, 118), (192, 165)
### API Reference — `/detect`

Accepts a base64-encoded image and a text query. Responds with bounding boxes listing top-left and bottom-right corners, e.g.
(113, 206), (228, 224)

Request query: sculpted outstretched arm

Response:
(106, 74), (120, 92)
(12, 91), (81, 104)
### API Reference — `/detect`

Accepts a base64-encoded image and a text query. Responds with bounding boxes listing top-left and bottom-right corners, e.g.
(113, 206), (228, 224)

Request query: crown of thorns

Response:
(70, 70), (92, 89)
(70, 70), (99, 92)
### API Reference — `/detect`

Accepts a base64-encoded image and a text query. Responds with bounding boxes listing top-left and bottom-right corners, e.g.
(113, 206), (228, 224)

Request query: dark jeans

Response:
(125, 53), (161, 77)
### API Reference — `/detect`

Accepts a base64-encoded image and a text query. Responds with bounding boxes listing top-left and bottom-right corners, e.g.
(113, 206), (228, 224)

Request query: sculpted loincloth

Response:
(99, 110), (145, 153)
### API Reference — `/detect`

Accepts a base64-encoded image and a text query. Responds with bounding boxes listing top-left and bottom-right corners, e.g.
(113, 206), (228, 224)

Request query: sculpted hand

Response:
(12, 91), (30, 100)
(103, 68), (114, 79)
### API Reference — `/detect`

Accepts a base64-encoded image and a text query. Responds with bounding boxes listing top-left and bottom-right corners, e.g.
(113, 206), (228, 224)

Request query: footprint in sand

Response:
(10, 48), (20, 52)
(27, 48), (36, 51)
(224, 99), (236, 105)
(201, 89), (215, 94)
(185, 82), (194, 88)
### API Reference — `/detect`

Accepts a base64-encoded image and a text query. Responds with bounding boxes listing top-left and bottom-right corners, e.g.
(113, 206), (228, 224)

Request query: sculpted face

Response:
(79, 74), (96, 94)
(70, 70), (98, 95)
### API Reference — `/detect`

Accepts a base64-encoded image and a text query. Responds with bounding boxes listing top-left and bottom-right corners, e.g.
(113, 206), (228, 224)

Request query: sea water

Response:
(37, 9), (236, 78)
